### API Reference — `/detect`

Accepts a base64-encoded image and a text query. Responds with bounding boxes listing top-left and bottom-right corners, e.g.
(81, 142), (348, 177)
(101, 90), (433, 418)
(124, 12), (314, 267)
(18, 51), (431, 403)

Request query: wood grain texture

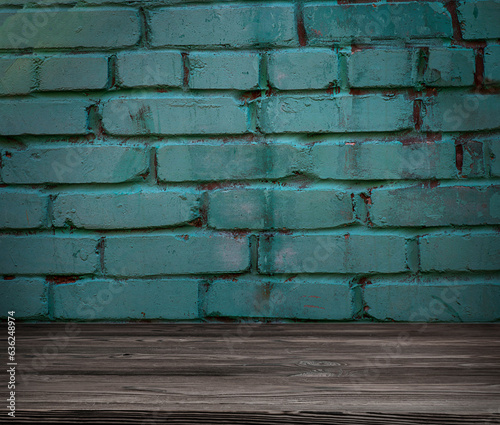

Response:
(3, 323), (500, 423)
(9, 410), (500, 424)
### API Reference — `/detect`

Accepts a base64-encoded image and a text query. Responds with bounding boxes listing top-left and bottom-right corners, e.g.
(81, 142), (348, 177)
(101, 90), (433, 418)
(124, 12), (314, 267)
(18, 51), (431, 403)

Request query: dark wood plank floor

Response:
(4, 323), (500, 424)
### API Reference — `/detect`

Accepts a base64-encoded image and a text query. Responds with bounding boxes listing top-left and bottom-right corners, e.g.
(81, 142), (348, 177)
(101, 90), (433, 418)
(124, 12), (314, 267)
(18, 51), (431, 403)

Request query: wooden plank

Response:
(9, 410), (500, 424)
(2, 323), (499, 422)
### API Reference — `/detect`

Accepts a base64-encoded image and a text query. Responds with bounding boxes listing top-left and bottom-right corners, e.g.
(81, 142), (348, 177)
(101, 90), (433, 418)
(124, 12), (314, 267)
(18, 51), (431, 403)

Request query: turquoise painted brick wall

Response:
(0, 0), (499, 322)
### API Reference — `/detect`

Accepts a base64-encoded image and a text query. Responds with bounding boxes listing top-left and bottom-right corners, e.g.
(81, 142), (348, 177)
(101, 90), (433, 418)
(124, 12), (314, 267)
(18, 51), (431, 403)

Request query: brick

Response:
(53, 279), (198, 320)
(0, 278), (48, 319)
(53, 190), (199, 229)
(0, 0), (98, 3)
(208, 189), (353, 229)
(422, 93), (500, 131)
(268, 49), (338, 90)
(149, 4), (297, 48)
(1, 0), (206, 3)
(0, 191), (47, 229)
(485, 45), (500, 84)
(189, 52), (260, 90)
(208, 190), (265, 229)
(104, 234), (250, 276)
(423, 48), (475, 87)
(259, 94), (413, 133)
(116, 51), (183, 88)
(303, 3), (452, 44)
(0, 235), (99, 275)
(1, 145), (148, 184)
(204, 277), (353, 320)
(365, 276), (500, 322)
(489, 141), (500, 176)
(420, 232), (500, 272)
(0, 57), (33, 95)
(260, 95), (338, 133)
(102, 97), (248, 135)
(157, 142), (302, 182)
(39, 55), (108, 91)
(310, 140), (457, 180)
(458, 1), (500, 40)
(369, 184), (500, 227)
(0, 9), (140, 49)
(259, 232), (408, 274)
(0, 100), (90, 135)
(271, 190), (353, 229)
(1, 0), (136, 3)
(459, 139), (486, 178)
(348, 49), (417, 88)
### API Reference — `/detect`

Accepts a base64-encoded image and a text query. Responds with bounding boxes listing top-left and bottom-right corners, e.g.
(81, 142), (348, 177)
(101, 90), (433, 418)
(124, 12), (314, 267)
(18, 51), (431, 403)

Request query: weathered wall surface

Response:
(0, 0), (499, 321)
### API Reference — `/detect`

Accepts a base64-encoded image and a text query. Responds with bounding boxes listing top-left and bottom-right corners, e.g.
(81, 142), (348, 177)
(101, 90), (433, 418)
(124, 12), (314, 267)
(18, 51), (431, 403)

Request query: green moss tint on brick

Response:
(0, 0), (499, 322)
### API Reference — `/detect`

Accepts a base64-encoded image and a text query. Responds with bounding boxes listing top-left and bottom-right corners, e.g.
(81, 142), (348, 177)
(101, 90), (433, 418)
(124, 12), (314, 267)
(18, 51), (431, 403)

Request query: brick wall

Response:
(0, 0), (499, 322)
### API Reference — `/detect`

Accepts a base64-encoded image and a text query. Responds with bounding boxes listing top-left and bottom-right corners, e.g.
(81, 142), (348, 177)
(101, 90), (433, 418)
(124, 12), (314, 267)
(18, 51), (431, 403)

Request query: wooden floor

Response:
(6, 323), (500, 424)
